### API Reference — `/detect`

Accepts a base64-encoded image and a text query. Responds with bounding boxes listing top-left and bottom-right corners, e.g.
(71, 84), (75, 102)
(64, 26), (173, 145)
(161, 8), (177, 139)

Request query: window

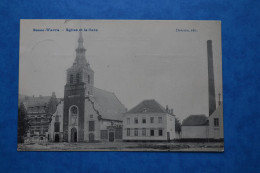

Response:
(55, 115), (59, 122)
(70, 106), (78, 125)
(142, 128), (146, 136)
(54, 122), (60, 132)
(158, 129), (163, 136)
(134, 117), (138, 124)
(76, 73), (80, 83)
(90, 114), (93, 118)
(150, 129), (154, 136)
(89, 121), (95, 131)
(158, 117), (162, 123)
(150, 117), (154, 123)
(127, 128), (130, 136)
(127, 118), (130, 124)
(71, 106), (78, 115)
(142, 118), (146, 124)
(134, 128), (138, 136)
(214, 118), (219, 127)
(88, 75), (90, 84)
(70, 74), (73, 84)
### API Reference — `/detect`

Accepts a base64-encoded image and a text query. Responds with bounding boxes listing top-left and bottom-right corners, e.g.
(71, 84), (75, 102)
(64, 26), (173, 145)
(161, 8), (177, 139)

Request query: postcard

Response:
(18, 20), (223, 152)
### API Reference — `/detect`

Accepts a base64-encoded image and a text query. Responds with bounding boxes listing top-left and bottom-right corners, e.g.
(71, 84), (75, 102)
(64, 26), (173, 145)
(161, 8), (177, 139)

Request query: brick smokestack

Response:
(207, 40), (216, 116)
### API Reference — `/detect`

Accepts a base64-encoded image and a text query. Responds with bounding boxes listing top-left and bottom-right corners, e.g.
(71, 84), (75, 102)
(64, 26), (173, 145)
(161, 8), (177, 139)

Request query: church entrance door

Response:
(89, 133), (95, 142)
(109, 132), (114, 142)
(55, 134), (59, 142)
(71, 128), (77, 142)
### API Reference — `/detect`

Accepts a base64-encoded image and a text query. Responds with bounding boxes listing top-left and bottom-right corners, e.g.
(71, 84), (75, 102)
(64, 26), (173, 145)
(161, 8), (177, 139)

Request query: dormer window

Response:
(70, 74), (73, 84)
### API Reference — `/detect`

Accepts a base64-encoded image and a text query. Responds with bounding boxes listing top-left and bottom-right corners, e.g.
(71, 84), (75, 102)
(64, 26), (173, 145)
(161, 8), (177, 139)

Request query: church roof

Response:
(126, 99), (167, 114)
(182, 114), (209, 126)
(91, 87), (127, 121)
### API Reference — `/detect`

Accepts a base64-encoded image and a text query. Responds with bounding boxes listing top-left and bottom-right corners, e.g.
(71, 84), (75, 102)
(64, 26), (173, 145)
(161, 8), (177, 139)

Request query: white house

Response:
(181, 103), (223, 140)
(123, 99), (175, 141)
(208, 103), (223, 139)
(181, 114), (208, 139)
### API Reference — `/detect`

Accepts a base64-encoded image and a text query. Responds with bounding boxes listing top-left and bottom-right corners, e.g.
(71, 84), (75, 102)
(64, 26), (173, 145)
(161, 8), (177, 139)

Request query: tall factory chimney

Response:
(207, 40), (216, 116)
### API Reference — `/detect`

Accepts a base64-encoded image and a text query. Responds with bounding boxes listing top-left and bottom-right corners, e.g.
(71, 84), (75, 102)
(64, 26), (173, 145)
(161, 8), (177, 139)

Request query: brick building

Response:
(20, 92), (58, 143)
(49, 31), (126, 142)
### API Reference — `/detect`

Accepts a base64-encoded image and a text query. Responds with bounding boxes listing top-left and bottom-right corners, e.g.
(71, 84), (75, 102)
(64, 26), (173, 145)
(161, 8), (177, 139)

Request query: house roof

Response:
(126, 99), (167, 114)
(21, 96), (52, 108)
(91, 87), (127, 121)
(182, 114), (209, 126)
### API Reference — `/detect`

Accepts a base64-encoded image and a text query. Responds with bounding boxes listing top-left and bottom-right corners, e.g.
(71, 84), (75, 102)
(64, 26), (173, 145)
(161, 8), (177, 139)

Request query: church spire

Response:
(74, 31), (88, 67)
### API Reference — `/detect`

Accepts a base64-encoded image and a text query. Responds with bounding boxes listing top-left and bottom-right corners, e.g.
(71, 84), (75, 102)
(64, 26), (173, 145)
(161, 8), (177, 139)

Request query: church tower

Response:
(63, 31), (94, 142)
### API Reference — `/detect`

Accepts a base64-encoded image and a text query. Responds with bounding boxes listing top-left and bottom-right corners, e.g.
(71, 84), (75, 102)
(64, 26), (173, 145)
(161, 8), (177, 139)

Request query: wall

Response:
(123, 113), (168, 141)
(208, 104), (224, 139)
(48, 101), (64, 142)
(166, 114), (175, 140)
(181, 126), (208, 139)
(83, 98), (101, 142)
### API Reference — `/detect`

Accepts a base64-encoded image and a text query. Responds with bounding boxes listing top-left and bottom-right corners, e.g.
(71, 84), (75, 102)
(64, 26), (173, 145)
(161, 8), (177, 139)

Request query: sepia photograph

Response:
(18, 20), (223, 152)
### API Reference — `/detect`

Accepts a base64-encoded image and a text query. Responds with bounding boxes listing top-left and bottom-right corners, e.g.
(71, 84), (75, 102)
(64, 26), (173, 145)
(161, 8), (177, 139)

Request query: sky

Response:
(19, 20), (222, 121)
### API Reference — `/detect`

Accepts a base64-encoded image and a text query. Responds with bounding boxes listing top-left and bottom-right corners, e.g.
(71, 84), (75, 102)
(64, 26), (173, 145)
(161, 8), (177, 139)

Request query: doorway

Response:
(109, 132), (114, 142)
(71, 127), (77, 142)
(55, 134), (59, 142)
(89, 133), (95, 142)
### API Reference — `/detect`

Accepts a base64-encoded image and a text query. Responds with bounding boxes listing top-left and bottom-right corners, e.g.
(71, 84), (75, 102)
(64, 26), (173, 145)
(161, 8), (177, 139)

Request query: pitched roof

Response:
(21, 96), (51, 108)
(91, 87), (127, 121)
(126, 99), (167, 114)
(182, 114), (209, 126)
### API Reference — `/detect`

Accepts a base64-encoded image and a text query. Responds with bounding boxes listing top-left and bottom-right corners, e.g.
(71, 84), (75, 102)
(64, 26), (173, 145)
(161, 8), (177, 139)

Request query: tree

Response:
(175, 117), (181, 134)
(17, 102), (30, 143)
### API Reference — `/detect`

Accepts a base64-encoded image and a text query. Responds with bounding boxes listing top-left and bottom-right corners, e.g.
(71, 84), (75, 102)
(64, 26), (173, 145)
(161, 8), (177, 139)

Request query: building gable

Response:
(126, 99), (167, 114)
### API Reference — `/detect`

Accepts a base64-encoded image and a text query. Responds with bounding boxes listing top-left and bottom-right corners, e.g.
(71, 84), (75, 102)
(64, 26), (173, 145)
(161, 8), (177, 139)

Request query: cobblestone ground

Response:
(17, 141), (224, 152)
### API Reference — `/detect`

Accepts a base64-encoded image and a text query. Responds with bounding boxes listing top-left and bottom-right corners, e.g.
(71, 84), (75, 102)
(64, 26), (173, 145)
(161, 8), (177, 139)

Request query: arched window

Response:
(70, 106), (78, 125)
(76, 73), (80, 83)
(70, 106), (78, 115)
(88, 75), (90, 84)
(70, 74), (73, 84)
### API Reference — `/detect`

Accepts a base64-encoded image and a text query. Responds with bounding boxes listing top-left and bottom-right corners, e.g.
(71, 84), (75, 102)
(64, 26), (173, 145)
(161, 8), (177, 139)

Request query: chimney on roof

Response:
(166, 105), (169, 112)
(171, 109), (173, 114)
(52, 92), (56, 98)
(207, 40), (216, 116)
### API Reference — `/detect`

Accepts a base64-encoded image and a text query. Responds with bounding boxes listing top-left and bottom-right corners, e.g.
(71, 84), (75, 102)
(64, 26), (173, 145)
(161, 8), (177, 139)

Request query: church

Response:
(48, 32), (127, 142)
